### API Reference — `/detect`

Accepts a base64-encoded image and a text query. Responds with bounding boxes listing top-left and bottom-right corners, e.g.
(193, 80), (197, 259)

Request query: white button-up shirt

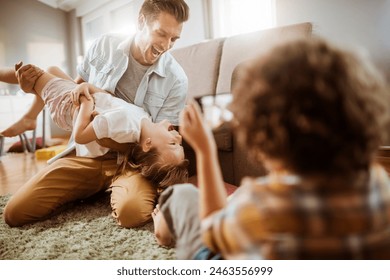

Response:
(77, 33), (188, 126)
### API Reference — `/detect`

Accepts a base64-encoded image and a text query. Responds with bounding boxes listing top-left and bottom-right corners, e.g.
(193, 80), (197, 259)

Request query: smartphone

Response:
(194, 92), (233, 129)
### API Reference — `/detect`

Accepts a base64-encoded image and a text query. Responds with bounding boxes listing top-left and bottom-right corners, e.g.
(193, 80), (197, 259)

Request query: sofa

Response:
(171, 22), (313, 186)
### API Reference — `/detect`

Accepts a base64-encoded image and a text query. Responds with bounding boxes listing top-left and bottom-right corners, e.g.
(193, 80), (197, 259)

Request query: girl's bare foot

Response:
(152, 204), (174, 247)
(0, 116), (37, 137)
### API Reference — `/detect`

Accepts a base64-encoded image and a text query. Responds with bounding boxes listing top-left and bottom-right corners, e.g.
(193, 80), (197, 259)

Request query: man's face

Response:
(134, 12), (183, 66)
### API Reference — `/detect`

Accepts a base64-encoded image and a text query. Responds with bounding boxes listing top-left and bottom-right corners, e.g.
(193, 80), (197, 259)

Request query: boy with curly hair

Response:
(153, 37), (390, 259)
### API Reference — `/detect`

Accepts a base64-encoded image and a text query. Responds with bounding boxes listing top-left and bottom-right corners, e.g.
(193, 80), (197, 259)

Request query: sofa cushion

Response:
(171, 38), (225, 101)
(216, 22), (313, 93)
(213, 122), (232, 151)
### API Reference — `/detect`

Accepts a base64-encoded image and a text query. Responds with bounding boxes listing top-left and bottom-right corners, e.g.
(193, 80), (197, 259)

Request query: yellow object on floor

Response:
(35, 145), (68, 160)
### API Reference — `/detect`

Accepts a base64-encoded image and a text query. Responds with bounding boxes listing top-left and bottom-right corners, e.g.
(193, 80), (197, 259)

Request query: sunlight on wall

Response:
(0, 43), (4, 66)
(212, 0), (276, 38)
(110, 4), (137, 35)
(84, 15), (105, 52)
(81, 2), (138, 53)
(27, 42), (66, 71)
(0, 42), (8, 94)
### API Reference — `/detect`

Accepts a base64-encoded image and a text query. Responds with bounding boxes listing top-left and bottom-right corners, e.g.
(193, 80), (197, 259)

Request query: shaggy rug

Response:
(0, 193), (175, 260)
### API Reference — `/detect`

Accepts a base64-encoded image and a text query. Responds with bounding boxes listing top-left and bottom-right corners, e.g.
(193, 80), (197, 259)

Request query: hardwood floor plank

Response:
(0, 153), (48, 195)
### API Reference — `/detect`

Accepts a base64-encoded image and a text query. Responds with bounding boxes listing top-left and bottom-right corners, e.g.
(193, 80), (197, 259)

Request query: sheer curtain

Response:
(209, 0), (276, 38)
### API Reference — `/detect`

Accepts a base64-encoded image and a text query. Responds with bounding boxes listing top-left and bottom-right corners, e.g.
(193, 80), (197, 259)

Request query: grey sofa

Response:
(171, 22), (313, 186)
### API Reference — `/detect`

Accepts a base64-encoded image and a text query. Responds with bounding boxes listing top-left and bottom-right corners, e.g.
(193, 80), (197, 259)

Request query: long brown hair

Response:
(115, 143), (189, 191)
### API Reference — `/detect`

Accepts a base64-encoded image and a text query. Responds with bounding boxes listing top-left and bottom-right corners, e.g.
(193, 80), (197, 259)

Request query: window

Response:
(81, 1), (139, 53)
(209, 0), (276, 38)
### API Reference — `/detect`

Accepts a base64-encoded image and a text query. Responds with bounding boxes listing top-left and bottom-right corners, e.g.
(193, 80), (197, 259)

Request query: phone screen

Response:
(194, 92), (233, 128)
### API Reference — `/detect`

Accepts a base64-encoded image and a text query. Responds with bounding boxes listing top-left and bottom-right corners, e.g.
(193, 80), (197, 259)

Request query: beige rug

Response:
(0, 193), (175, 260)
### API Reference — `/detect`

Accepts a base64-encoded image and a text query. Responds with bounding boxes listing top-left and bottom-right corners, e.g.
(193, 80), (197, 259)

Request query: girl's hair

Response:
(230, 37), (390, 178)
(116, 143), (189, 191)
(140, 0), (189, 23)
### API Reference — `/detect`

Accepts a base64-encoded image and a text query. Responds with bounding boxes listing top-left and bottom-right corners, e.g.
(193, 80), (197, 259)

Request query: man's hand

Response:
(15, 62), (44, 94)
(70, 82), (93, 106)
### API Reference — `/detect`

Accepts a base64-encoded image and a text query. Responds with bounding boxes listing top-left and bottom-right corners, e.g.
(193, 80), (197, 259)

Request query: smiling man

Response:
(3, 0), (190, 229)
(76, 0), (189, 126)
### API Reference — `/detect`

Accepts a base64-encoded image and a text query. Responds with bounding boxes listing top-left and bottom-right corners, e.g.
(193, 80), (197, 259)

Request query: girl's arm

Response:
(179, 102), (227, 219)
(73, 96), (97, 144)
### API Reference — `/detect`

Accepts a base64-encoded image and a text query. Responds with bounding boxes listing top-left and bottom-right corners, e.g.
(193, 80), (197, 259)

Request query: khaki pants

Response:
(3, 154), (157, 228)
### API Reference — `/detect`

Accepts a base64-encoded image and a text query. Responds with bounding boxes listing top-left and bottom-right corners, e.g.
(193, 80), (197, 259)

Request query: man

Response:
(3, 0), (190, 228)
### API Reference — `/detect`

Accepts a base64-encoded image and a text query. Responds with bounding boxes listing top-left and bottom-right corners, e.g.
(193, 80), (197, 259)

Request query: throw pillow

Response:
(7, 137), (44, 153)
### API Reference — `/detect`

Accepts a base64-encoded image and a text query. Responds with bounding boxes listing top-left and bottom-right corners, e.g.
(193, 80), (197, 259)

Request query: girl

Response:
(0, 63), (188, 189)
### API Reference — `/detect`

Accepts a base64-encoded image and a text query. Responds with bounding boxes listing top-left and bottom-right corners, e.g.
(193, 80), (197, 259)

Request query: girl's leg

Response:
(46, 66), (74, 81)
(0, 96), (44, 137)
(0, 64), (74, 137)
(0, 66), (55, 137)
(0, 64), (45, 136)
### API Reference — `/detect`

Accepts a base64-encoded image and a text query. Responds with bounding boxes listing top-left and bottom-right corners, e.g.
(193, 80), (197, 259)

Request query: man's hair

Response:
(230, 37), (390, 178)
(140, 0), (189, 23)
(116, 143), (189, 191)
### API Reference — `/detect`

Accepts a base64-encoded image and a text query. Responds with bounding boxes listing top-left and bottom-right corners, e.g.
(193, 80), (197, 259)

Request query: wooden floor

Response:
(0, 152), (48, 195)
(0, 137), (68, 196)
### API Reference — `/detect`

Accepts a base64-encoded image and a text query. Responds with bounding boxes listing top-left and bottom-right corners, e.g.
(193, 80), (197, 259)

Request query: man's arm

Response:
(0, 67), (18, 84)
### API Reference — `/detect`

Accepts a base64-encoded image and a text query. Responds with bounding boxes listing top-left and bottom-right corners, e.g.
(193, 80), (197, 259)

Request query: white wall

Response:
(0, 0), (73, 140)
(276, 0), (390, 79)
(0, 0), (71, 92)
(173, 0), (208, 48)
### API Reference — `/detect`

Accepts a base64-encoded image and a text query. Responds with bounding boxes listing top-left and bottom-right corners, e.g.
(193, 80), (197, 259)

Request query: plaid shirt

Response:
(202, 164), (390, 259)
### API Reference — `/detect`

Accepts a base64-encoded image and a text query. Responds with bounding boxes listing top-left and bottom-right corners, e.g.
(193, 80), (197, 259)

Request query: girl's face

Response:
(147, 119), (184, 165)
(133, 12), (183, 66)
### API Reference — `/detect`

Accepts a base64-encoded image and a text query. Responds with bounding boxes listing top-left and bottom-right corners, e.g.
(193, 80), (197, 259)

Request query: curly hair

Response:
(230, 37), (390, 178)
(140, 0), (189, 23)
(115, 143), (189, 191)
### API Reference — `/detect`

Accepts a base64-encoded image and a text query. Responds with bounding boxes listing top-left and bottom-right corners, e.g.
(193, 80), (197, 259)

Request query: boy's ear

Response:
(142, 138), (152, 152)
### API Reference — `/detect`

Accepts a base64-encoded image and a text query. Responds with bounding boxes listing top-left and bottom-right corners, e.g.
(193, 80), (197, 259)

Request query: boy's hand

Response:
(179, 100), (216, 154)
